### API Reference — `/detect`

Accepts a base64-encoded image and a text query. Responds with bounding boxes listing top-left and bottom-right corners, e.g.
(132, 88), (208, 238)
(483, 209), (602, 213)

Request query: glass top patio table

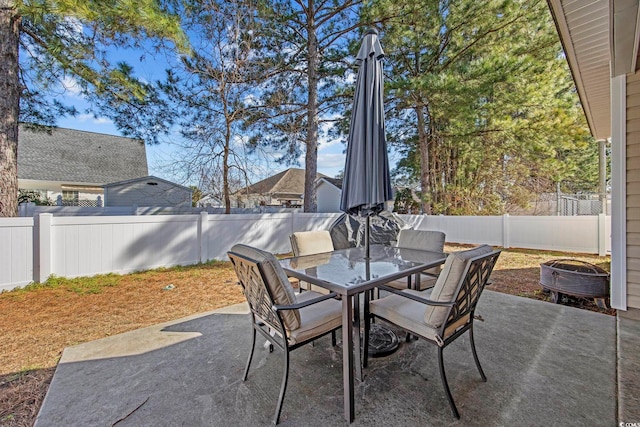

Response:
(279, 243), (447, 423)
(280, 243), (447, 296)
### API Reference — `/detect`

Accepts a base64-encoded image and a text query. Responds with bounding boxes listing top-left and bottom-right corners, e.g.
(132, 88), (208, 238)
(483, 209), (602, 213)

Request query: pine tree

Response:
(0, 0), (187, 217)
(365, 0), (593, 214)
(154, 0), (260, 214)
(246, 0), (362, 212)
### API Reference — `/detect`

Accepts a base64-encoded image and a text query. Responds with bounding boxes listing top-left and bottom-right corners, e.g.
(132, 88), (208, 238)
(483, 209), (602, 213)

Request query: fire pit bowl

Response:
(540, 259), (610, 309)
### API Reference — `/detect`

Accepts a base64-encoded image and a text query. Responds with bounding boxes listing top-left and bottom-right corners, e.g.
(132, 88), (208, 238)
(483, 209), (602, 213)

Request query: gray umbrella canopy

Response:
(340, 29), (393, 218)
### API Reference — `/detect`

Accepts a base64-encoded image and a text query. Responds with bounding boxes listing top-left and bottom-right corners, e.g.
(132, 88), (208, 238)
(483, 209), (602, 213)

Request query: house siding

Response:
(317, 182), (341, 213)
(626, 72), (640, 312)
(105, 178), (191, 207)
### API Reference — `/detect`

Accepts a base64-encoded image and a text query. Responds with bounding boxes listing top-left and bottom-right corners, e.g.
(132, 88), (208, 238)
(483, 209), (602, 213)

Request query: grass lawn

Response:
(0, 244), (612, 426)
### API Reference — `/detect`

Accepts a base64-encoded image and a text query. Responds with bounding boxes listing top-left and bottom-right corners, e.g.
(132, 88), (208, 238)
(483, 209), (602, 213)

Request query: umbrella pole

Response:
(365, 215), (370, 259)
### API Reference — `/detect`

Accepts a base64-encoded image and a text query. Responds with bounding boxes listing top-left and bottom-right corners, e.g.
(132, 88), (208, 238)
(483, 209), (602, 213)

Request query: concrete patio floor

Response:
(35, 290), (624, 426)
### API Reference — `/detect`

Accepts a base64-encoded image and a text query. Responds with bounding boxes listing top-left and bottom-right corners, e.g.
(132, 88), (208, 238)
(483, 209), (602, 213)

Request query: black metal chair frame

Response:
(363, 250), (501, 419)
(228, 250), (341, 425)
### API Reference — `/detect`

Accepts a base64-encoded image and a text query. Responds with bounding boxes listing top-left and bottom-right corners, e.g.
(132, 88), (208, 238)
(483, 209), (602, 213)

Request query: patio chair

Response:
(363, 245), (501, 419)
(290, 230), (335, 294)
(386, 229), (446, 291)
(227, 244), (342, 425)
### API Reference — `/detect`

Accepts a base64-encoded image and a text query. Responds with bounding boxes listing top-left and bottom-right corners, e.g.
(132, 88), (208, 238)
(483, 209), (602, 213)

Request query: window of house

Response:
(62, 190), (79, 205)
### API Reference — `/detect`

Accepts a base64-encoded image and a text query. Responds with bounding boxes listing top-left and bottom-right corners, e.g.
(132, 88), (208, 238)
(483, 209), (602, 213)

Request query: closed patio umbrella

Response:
(340, 28), (393, 258)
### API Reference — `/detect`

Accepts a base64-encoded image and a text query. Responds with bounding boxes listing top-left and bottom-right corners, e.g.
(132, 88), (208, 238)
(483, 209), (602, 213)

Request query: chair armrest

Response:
(377, 284), (454, 307)
(273, 292), (338, 311)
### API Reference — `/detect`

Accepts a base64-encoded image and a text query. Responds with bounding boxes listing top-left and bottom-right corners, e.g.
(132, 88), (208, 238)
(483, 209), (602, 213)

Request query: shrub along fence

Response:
(0, 212), (610, 292)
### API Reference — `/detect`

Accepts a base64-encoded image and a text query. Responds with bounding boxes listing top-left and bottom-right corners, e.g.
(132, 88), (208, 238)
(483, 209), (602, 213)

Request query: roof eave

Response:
(611, 0), (640, 76)
(547, 0), (612, 140)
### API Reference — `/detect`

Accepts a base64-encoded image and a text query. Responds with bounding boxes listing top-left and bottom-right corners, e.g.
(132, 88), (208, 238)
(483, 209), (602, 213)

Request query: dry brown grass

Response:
(0, 260), (244, 426)
(0, 247), (612, 426)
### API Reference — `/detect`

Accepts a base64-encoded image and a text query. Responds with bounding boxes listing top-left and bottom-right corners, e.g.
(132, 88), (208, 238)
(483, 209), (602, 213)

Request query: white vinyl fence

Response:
(0, 212), (610, 292)
(0, 218), (34, 290)
(18, 203), (305, 217)
(402, 214), (611, 254)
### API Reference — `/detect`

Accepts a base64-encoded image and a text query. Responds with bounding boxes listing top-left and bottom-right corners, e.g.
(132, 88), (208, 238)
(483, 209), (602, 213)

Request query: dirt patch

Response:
(0, 248), (613, 426)
(0, 368), (54, 427)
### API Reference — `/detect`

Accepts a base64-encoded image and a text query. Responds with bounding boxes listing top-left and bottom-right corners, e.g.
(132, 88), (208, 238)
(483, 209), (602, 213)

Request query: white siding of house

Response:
(626, 72), (640, 313)
(105, 179), (191, 207)
(317, 181), (341, 212)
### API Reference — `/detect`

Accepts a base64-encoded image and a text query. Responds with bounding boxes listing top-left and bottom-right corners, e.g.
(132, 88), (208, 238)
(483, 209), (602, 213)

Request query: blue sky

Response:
(53, 47), (352, 185)
(55, 107), (350, 183)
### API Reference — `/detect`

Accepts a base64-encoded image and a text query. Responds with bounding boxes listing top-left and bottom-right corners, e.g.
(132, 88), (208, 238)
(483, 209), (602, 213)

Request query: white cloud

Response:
(60, 17), (83, 40)
(318, 136), (343, 150)
(243, 93), (258, 106)
(61, 76), (81, 96)
(345, 70), (356, 85)
(318, 152), (345, 171)
(77, 113), (113, 125)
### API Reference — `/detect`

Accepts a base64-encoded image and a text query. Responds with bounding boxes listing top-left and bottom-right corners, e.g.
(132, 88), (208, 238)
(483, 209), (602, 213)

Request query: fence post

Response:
(291, 210), (297, 235)
(199, 211), (209, 263)
(502, 214), (510, 249)
(598, 213), (607, 256)
(35, 213), (53, 283)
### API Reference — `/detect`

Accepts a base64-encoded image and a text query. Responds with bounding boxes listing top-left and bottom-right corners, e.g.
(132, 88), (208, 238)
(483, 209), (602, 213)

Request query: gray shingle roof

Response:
(18, 124), (148, 184)
(319, 177), (343, 189)
(103, 175), (191, 191)
(235, 168), (328, 196)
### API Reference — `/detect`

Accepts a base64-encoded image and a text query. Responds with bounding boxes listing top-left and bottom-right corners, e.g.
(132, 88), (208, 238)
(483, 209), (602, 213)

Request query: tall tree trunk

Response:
(429, 132), (439, 208)
(0, 0), (19, 217)
(224, 127), (231, 215)
(416, 106), (431, 214)
(304, 0), (318, 213)
(222, 81), (232, 215)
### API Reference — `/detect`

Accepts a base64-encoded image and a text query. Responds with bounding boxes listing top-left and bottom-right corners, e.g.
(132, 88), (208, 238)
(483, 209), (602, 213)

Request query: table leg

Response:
(407, 273), (422, 342)
(353, 293), (362, 382)
(342, 295), (355, 422)
(363, 290), (370, 368)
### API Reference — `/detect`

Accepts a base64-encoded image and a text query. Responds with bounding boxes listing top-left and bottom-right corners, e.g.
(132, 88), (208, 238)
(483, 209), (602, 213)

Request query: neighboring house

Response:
(196, 194), (224, 208)
(103, 176), (192, 207)
(234, 168), (328, 208)
(548, 0), (639, 318)
(316, 177), (394, 213)
(316, 177), (342, 213)
(18, 124), (148, 205)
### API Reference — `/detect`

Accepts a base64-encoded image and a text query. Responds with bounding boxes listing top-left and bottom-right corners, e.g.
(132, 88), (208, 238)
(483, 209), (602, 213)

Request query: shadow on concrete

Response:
(35, 291), (617, 426)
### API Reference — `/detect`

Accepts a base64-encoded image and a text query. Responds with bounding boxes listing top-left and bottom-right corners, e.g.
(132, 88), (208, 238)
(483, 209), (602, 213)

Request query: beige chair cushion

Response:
(291, 230), (335, 294)
(396, 229), (445, 252)
(424, 245), (493, 328)
(388, 229), (446, 290)
(291, 230), (334, 256)
(370, 288), (470, 342)
(370, 289), (441, 341)
(288, 291), (342, 345)
(230, 244), (301, 330)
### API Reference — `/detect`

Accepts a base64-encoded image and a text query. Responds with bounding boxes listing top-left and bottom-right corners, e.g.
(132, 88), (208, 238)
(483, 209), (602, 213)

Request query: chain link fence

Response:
(511, 193), (609, 216)
(559, 194), (609, 216)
